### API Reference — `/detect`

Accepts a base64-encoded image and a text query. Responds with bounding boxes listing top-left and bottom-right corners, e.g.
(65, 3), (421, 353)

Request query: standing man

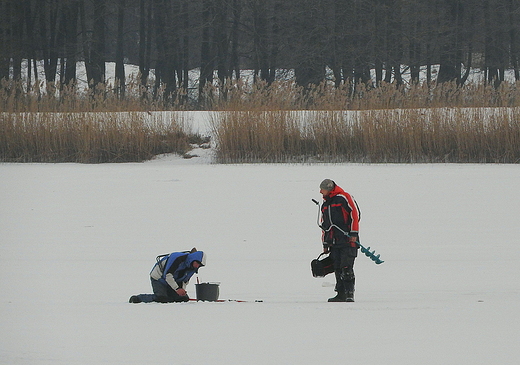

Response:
(129, 248), (206, 303)
(319, 179), (360, 302)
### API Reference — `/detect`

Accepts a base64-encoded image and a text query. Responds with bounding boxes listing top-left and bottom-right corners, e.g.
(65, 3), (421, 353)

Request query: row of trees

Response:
(1, 0), (520, 102)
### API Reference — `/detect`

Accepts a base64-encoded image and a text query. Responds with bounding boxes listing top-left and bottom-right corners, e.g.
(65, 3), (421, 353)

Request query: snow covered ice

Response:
(2, 149), (520, 364)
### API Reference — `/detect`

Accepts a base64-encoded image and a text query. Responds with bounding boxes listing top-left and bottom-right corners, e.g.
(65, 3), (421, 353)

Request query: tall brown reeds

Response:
(0, 112), (192, 163)
(5, 76), (520, 113)
(3, 75), (520, 163)
(212, 111), (311, 162)
(214, 108), (520, 163)
(210, 79), (520, 111)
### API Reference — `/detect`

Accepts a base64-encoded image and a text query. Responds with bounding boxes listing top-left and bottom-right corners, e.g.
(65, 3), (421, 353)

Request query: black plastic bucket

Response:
(195, 282), (220, 301)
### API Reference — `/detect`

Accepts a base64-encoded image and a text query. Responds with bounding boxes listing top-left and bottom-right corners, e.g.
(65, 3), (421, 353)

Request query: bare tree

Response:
(139, 0), (152, 92)
(89, 0), (107, 86)
(199, 0), (214, 98)
(4, 0), (520, 103)
(214, 0), (231, 85)
(230, 0), (242, 80)
(292, 0), (327, 88)
(0, 1), (9, 80)
(115, 0), (126, 97)
(40, 0), (62, 85)
(510, 0), (520, 80)
(153, 0), (179, 101)
(181, 0), (190, 90)
(251, 0), (269, 81)
(437, 0), (463, 83)
(483, 0), (509, 87)
(63, 0), (80, 86)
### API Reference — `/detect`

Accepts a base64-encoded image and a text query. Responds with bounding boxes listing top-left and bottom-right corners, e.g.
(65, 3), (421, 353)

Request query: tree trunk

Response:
(115, 0), (126, 98)
(409, 21), (421, 85)
(79, 0), (93, 86)
(182, 0), (190, 90)
(138, 0), (152, 95)
(0, 1), (10, 80)
(482, 0), (507, 88)
(153, 0), (177, 102)
(11, 0), (25, 81)
(40, 0), (60, 85)
(380, 0), (402, 85)
(437, 0), (463, 84)
(199, 0), (213, 99)
(24, 0), (37, 90)
(293, 1), (326, 88)
(91, 0), (106, 87)
(373, 0), (386, 87)
(230, 0), (241, 80)
(215, 0), (229, 86)
(268, 1), (280, 84)
(63, 1), (79, 86)
(252, 0), (269, 82)
(510, 0), (520, 80)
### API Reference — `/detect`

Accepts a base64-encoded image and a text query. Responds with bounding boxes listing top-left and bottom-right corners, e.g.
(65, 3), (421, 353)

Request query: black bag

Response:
(311, 253), (334, 278)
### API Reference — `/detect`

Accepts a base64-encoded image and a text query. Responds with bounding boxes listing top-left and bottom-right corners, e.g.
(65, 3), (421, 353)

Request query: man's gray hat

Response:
(320, 179), (335, 191)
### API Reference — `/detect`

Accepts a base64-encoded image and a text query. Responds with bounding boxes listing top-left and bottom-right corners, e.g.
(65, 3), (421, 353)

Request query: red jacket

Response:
(321, 185), (360, 246)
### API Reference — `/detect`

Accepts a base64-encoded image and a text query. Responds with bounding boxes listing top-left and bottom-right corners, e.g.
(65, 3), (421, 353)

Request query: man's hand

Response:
(349, 236), (358, 244)
(176, 288), (187, 296)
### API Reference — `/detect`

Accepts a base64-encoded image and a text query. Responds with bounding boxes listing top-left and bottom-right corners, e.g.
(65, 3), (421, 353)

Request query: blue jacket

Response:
(151, 251), (206, 289)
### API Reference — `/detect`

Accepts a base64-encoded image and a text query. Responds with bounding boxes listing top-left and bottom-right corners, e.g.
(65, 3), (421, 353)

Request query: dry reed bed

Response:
(213, 80), (520, 110)
(2, 108), (519, 164)
(0, 112), (192, 163)
(0, 78), (191, 113)
(5, 79), (520, 112)
(213, 108), (520, 163)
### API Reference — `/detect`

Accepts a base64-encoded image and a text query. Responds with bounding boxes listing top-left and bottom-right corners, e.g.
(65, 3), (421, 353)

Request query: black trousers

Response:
(151, 278), (189, 303)
(330, 243), (357, 293)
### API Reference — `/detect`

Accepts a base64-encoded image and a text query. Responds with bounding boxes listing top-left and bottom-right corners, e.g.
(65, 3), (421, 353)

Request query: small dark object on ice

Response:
(183, 153), (199, 159)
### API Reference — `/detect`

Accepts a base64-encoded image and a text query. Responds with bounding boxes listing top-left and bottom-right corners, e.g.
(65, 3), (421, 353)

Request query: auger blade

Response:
(358, 243), (384, 265)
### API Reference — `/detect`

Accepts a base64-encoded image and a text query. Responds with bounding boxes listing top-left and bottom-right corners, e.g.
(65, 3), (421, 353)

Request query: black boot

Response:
(129, 295), (142, 303)
(345, 291), (355, 302)
(328, 291), (347, 302)
(341, 267), (355, 302)
(330, 269), (347, 302)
